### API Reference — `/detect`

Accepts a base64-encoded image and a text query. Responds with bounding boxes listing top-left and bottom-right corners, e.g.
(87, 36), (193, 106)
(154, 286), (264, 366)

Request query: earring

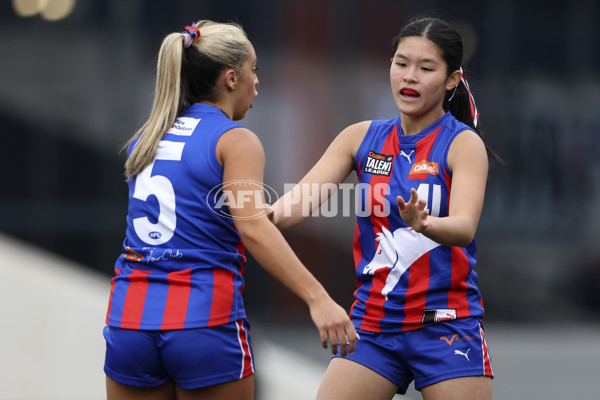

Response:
(448, 85), (458, 101)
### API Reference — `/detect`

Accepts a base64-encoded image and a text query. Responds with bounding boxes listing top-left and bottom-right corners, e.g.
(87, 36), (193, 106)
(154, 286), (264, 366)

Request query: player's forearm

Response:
(271, 185), (314, 230)
(237, 216), (328, 305)
(417, 214), (478, 247)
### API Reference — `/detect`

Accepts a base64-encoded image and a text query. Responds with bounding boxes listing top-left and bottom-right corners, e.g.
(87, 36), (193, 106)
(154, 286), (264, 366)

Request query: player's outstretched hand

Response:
(397, 188), (429, 233)
(308, 295), (359, 357)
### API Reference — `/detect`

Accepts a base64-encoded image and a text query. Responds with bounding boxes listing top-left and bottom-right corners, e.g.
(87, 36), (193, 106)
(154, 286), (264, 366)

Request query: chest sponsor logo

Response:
(409, 160), (439, 178)
(364, 151), (394, 176)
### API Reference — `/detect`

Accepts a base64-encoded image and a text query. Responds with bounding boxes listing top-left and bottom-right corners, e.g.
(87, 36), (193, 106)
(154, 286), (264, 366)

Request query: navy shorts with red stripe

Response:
(333, 317), (493, 394)
(103, 319), (254, 389)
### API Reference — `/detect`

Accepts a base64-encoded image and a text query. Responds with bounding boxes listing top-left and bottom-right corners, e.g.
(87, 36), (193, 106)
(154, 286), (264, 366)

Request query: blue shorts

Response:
(333, 318), (493, 394)
(103, 319), (255, 389)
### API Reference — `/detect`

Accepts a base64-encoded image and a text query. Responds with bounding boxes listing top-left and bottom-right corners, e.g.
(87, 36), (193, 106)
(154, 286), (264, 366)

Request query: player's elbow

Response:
(233, 216), (274, 249)
(234, 220), (260, 244)
(454, 233), (475, 248)
(444, 215), (478, 247)
(455, 221), (478, 247)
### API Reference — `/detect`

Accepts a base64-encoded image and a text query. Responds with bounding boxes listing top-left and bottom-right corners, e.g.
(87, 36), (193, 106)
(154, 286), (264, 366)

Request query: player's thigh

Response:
(421, 376), (492, 400)
(175, 374), (254, 400)
(316, 358), (398, 400)
(106, 376), (176, 400)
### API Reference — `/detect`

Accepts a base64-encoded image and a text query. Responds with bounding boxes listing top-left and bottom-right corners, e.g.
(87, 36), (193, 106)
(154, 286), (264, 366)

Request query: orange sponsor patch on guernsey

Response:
(409, 160), (439, 177)
(124, 246), (144, 262)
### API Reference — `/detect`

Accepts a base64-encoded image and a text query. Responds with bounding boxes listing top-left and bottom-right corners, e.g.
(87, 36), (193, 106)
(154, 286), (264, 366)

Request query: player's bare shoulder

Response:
(448, 129), (487, 172)
(216, 127), (264, 166)
(337, 120), (372, 158)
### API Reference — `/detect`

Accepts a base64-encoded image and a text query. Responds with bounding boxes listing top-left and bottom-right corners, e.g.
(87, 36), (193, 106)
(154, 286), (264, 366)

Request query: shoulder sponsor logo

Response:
(167, 117), (201, 136)
(409, 160), (439, 177)
(364, 151), (394, 176)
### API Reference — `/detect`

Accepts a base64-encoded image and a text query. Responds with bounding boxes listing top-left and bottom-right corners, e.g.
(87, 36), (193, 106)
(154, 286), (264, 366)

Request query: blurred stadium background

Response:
(0, 0), (599, 399)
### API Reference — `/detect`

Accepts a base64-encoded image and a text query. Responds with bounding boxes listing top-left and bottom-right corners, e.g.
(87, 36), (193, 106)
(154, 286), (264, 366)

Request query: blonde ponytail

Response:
(122, 21), (250, 180)
(123, 34), (184, 179)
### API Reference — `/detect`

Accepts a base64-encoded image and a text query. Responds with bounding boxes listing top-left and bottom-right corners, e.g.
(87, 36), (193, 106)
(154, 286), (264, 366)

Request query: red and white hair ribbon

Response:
(460, 67), (480, 128)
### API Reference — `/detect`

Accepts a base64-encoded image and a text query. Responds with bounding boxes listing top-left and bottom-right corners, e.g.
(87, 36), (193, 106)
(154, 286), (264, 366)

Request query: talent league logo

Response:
(364, 151), (394, 176)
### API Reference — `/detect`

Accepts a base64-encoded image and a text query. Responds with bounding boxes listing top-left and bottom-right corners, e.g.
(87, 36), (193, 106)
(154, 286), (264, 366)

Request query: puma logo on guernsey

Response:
(400, 150), (414, 163)
(364, 151), (394, 176)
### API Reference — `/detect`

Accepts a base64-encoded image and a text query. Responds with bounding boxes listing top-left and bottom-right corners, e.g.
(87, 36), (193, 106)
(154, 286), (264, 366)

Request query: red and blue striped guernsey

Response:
(106, 103), (247, 330)
(350, 112), (485, 333)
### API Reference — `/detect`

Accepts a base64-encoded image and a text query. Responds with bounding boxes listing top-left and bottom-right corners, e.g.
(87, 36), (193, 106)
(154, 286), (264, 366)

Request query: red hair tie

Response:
(185, 25), (200, 39)
(182, 25), (200, 48)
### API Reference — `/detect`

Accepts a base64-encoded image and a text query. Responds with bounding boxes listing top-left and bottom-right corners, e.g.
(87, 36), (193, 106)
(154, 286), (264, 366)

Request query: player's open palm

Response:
(397, 188), (429, 233)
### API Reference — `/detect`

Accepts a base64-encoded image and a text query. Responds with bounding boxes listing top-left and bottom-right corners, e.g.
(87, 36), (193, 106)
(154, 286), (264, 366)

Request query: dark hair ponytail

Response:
(392, 17), (501, 163)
